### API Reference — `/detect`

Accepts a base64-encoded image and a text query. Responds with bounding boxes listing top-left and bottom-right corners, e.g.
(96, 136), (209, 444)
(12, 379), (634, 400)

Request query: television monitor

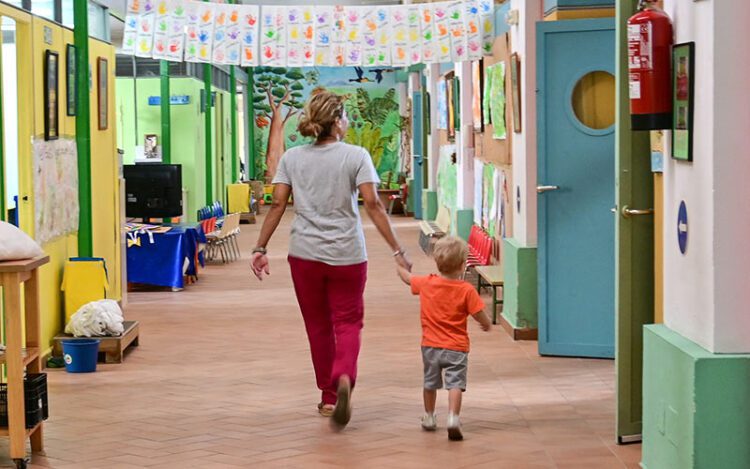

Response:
(123, 164), (182, 218)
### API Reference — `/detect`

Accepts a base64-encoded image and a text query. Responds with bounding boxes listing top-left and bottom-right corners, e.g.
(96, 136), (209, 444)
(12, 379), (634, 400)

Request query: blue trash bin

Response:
(62, 339), (100, 373)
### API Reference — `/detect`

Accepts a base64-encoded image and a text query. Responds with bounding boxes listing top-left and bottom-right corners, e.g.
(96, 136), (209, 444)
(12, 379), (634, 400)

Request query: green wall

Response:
(643, 325), (750, 469)
(502, 238), (538, 330)
(116, 77), (233, 221)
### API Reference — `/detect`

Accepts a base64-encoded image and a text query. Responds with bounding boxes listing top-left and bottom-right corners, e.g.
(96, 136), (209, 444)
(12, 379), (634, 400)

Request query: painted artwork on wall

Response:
(98, 58), (109, 130)
(510, 52), (521, 133)
(66, 45), (77, 117)
(472, 59), (483, 132)
(446, 72), (456, 140)
(253, 66), (403, 185)
(487, 62), (506, 140)
(44, 50), (59, 141)
(33, 138), (79, 245)
(437, 144), (457, 213)
(436, 78), (448, 130)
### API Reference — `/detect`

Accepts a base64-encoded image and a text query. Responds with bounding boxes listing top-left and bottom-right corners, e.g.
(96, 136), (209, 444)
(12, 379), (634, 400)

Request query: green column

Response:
(74, 0), (92, 256)
(204, 63), (212, 206)
(230, 66), (238, 183)
(160, 60), (171, 164)
(247, 67), (256, 181)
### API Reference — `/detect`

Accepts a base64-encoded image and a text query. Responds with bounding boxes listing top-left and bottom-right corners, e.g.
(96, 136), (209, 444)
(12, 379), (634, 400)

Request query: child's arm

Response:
(471, 310), (492, 331)
(397, 264), (412, 285)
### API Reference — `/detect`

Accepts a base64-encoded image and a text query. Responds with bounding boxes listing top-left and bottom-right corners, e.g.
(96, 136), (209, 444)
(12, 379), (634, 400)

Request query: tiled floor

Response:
(4, 211), (641, 468)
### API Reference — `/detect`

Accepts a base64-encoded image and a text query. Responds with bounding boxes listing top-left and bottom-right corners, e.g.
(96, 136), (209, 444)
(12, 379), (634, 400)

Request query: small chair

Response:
(388, 184), (409, 216)
(206, 213), (240, 263)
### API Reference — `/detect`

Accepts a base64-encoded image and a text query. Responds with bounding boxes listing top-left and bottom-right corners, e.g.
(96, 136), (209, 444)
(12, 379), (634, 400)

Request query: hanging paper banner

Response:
(420, 4), (437, 64)
(185, 1), (215, 63)
(433, 2), (452, 63)
(240, 4), (259, 66)
(361, 6), (378, 67)
(213, 4), (241, 65)
(300, 6), (315, 66)
(479, 0), (494, 55)
(447, 1), (467, 62)
(314, 6), (333, 67)
(345, 6), (363, 66)
(375, 6), (391, 66)
(331, 5), (346, 66)
(261, 5), (285, 65)
(286, 6), (303, 66)
(390, 7), (408, 67)
(164, 0), (188, 62)
(152, 0), (170, 60)
(407, 5), (422, 65)
(122, 0), (140, 55)
(465, 0), (483, 61)
(136, 0), (157, 57)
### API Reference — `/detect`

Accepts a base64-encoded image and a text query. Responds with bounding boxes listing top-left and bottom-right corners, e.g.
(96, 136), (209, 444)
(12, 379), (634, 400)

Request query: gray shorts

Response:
(421, 346), (468, 391)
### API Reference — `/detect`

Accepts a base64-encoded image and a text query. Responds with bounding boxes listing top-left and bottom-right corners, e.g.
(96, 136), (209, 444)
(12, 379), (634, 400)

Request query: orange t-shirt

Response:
(411, 274), (486, 352)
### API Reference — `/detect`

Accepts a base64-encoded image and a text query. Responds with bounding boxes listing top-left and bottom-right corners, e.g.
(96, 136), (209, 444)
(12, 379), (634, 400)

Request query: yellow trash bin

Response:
(227, 183), (250, 214)
(61, 258), (109, 325)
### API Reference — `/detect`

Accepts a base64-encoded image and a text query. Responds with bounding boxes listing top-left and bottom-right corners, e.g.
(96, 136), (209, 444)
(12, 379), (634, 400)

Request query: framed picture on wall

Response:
(66, 44), (76, 116)
(97, 57), (108, 130)
(510, 52), (522, 133)
(446, 72), (456, 141)
(472, 59), (484, 132)
(44, 50), (59, 141)
(671, 42), (694, 161)
(436, 79), (448, 130)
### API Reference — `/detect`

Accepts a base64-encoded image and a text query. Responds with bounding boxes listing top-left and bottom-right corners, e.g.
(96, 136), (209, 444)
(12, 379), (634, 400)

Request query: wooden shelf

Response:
(0, 421), (42, 438)
(0, 256), (50, 274)
(0, 348), (40, 368)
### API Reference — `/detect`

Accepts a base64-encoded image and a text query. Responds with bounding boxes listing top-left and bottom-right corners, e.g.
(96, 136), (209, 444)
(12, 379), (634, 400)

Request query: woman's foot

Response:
(331, 375), (352, 429)
(317, 402), (335, 417)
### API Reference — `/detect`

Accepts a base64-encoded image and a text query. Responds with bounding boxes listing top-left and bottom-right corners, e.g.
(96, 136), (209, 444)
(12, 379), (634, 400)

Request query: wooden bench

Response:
(475, 265), (504, 324)
(419, 205), (451, 255)
(53, 321), (140, 364)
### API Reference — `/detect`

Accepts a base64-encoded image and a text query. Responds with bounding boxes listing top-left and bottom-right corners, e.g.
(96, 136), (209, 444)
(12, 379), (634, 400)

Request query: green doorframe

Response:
(615, 0), (654, 442)
(246, 67), (256, 181)
(230, 66), (238, 183)
(74, 0), (92, 256)
(160, 60), (171, 164)
(204, 63), (213, 205)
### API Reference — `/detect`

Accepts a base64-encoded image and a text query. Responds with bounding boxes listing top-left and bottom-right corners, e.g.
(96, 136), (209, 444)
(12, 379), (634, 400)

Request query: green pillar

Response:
(160, 60), (171, 164)
(247, 67), (256, 181)
(74, 0), (92, 256)
(204, 63), (213, 205)
(230, 66), (238, 183)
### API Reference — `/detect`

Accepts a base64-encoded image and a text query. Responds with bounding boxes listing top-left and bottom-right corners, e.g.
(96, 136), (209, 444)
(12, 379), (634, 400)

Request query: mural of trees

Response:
(253, 66), (317, 179)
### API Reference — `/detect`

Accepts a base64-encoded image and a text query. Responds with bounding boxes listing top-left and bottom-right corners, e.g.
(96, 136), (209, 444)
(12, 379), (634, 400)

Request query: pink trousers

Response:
(288, 256), (367, 405)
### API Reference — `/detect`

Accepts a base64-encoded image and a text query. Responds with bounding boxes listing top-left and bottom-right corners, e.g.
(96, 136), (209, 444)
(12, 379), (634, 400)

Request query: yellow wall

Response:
(654, 174), (663, 324)
(9, 17), (121, 354)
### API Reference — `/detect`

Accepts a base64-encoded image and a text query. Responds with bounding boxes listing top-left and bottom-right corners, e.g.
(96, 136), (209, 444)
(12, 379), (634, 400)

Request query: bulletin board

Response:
(477, 33), (514, 166)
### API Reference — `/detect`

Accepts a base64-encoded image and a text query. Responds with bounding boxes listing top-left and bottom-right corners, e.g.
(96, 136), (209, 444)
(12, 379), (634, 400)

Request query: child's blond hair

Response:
(432, 236), (468, 275)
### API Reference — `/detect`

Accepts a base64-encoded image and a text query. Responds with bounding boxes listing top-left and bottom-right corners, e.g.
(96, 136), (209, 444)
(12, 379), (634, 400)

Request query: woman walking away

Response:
(250, 89), (412, 430)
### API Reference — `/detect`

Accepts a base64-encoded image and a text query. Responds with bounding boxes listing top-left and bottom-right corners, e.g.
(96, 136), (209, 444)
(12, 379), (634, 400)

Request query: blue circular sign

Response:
(677, 201), (688, 254)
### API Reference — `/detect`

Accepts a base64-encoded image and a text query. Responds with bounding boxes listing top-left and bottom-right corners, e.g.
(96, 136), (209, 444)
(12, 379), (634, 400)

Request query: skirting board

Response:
(499, 314), (538, 341)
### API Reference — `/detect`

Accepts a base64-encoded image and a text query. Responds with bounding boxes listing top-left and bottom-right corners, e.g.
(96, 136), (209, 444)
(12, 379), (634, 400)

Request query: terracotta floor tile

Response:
(0, 211), (643, 468)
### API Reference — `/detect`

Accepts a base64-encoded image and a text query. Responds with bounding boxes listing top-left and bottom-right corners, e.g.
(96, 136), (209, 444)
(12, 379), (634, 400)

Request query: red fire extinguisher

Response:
(627, 0), (673, 130)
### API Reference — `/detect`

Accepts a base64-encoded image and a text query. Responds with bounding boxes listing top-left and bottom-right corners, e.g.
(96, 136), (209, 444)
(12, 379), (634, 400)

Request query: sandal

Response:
(317, 402), (335, 417)
(331, 376), (352, 429)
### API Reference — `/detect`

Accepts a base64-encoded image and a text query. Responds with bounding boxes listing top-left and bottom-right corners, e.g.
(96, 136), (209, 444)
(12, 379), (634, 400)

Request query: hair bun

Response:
(298, 118), (323, 138)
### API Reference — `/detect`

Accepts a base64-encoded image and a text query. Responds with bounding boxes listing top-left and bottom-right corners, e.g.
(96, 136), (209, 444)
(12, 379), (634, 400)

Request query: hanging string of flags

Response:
(120, 0), (495, 67)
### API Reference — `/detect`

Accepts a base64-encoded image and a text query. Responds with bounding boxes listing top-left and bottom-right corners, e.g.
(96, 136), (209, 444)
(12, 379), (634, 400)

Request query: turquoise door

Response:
(412, 90), (424, 220)
(537, 19), (616, 358)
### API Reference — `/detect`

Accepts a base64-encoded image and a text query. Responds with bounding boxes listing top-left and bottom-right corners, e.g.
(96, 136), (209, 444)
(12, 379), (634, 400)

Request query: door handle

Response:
(621, 206), (654, 218)
(537, 185), (560, 194)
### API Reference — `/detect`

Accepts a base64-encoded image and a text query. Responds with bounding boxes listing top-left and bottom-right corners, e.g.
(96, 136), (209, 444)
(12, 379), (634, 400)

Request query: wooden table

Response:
(475, 265), (504, 324)
(0, 256), (49, 469)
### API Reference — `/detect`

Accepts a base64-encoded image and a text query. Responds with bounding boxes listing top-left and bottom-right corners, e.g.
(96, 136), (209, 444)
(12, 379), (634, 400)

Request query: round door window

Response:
(571, 71), (615, 131)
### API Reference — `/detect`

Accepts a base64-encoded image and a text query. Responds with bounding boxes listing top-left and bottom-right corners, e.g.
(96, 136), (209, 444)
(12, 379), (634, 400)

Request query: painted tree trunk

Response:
(265, 112), (286, 181)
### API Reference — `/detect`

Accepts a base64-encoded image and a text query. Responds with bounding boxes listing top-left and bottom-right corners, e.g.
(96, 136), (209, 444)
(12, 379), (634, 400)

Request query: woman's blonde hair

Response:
(432, 236), (468, 275)
(297, 88), (346, 139)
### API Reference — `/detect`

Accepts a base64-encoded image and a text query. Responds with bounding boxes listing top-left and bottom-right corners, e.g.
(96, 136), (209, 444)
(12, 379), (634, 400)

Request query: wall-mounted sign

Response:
(677, 200), (688, 255)
(43, 26), (53, 45)
(148, 95), (191, 106)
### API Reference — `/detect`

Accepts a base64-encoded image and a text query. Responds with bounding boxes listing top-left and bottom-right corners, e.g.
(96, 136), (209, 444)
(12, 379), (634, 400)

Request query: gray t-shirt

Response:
(272, 142), (380, 266)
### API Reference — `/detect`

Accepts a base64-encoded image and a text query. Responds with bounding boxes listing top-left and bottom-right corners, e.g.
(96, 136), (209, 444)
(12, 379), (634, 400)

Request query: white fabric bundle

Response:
(0, 221), (44, 261)
(65, 300), (125, 338)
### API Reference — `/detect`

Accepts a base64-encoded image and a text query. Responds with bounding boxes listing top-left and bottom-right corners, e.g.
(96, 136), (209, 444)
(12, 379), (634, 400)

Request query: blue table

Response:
(127, 224), (206, 289)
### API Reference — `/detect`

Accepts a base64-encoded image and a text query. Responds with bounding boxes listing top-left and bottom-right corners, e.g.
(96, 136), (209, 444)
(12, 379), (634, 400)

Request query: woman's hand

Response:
(251, 252), (270, 281)
(395, 251), (413, 272)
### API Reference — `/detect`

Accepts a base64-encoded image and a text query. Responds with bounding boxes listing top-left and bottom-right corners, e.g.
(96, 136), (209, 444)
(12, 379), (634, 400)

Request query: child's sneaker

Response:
(446, 413), (463, 441)
(421, 413), (437, 431)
